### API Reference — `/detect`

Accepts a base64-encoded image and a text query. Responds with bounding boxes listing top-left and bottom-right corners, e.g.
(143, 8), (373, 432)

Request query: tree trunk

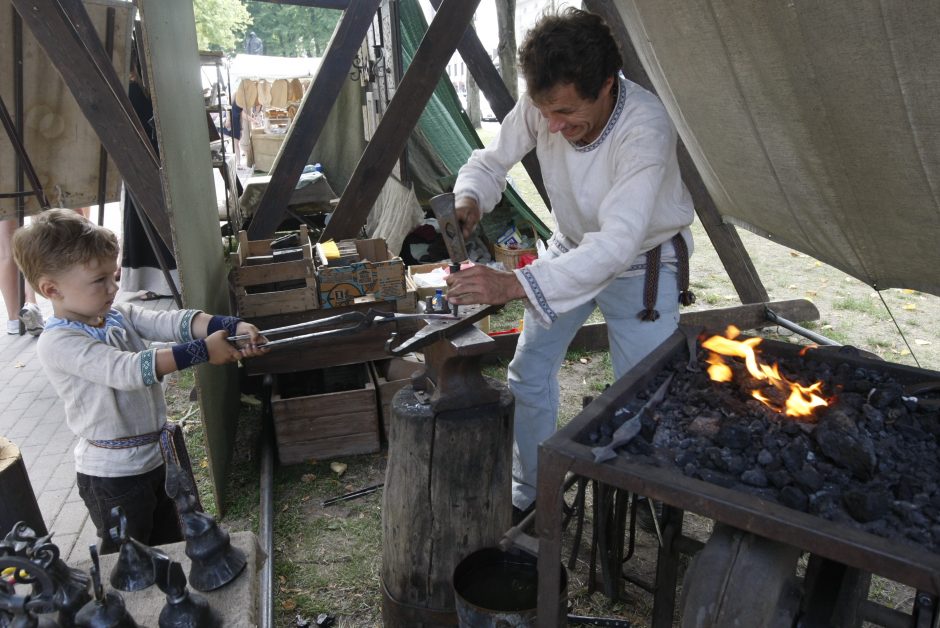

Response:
(467, 69), (482, 128)
(495, 0), (518, 100)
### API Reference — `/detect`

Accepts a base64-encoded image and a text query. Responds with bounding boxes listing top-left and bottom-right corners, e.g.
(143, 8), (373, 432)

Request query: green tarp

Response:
(398, 0), (551, 242)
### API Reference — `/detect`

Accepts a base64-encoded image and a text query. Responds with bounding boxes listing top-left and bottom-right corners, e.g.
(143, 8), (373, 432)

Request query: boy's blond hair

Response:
(12, 209), (120, 291)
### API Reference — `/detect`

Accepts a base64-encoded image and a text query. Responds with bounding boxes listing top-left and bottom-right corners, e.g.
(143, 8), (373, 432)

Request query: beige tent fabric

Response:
(0, 0), (134, 217)
(366, 176), (425, 256)
(615, 0), (940, 296)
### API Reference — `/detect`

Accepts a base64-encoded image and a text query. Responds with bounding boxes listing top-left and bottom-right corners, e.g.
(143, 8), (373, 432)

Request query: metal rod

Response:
(259, 375), (275, 628)
(322, 483), (384, 507)
(227, 310), (459, 343)
(765, 306), (840, 346)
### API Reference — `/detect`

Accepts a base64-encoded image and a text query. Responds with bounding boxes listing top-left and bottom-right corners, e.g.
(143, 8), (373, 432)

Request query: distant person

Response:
(245, 31), (264, 55)
(1, 218), (44, 335)
(11, 209), (268, 552)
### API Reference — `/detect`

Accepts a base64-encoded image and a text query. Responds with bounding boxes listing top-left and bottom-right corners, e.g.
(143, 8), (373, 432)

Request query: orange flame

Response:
(702, 325), (828, 418)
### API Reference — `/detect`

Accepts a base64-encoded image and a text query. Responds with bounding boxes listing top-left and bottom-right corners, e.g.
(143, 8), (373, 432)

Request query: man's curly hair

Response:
(518, 8), (623, 101)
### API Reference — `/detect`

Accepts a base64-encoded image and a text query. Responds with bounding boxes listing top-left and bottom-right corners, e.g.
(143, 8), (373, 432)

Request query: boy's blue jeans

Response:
(77, 463), (182, 553)
(508, 266), (680, 510)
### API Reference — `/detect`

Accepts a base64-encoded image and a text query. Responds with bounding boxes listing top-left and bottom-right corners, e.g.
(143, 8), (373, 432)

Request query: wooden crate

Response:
(272, 363), (380, 464)
(316, 238), (407, 308)
(229, 225), (319, 318)
(369, 356), (424, 436)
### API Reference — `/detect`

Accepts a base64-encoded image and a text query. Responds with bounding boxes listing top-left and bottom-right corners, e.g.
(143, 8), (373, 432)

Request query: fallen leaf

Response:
(789, 251), (801, 257)
(200, 458), (208, 468)
(805, 291), (817, 297)
(914, 339), (931, 346)
(821, 324), (834, 330)
(13, 362), (24, 369)
(902, 289), (915, 294)
(788, 284), (797, 290)
(301, 474), (316, 483)
(281, 599), (296, 611)
(903, 304), (917, 311)
(330, 462), (347, 476)
(240, 394), (261, 407)
(579, 357), (589, 364)
(278, 576), (286, 585)
(814, 261), (822, 267)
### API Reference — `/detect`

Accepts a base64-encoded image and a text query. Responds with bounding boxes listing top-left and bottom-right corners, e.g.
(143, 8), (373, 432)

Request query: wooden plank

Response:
(428, 0), (550, 209)
(11, 0), (173, 249)
(275, 409), (378, 440)
(278, 432), (379, 465)
(247, 0), (381, 239)
(136, 0), (239, 509)
(487, 298), (820, 359)
(584, 0), (768, 304)
(319, 0), (483, 243)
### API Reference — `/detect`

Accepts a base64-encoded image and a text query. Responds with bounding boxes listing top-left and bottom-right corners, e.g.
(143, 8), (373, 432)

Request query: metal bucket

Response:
(452, 547), (567, 628)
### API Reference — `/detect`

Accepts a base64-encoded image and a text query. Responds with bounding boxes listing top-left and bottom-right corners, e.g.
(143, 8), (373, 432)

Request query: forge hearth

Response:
(584, 331), (940, 553)
(535, 327), (940, 627)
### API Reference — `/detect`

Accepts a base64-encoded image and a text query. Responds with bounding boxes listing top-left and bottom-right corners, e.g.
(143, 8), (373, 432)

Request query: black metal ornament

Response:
(165, 462), (246, 592)
(153, 552), (219, 628)
(73, 545), (139, 628)
(107, 506), (156, 592)
(1, 521), (88, 628)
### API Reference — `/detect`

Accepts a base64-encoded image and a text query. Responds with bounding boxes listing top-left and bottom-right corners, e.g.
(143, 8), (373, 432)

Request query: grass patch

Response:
(833, 295), (882, 317)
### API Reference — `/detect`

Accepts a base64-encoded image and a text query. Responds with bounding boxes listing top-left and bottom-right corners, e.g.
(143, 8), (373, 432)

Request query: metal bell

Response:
(165, 462), (246, 592)
(153, 552), (219, 628)
(74, 545), (139, 628)
(107, 506), (156, 592)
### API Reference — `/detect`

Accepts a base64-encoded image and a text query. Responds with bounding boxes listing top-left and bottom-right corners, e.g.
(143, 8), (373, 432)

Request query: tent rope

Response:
(874, 286), (920, 368)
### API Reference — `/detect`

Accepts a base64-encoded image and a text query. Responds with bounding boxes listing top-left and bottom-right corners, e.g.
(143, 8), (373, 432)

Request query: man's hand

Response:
(455, 197), (482, 239)
(445, 264), (526, 305)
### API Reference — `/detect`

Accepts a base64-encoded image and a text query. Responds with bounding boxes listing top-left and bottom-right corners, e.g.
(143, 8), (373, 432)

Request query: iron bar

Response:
(259, 375), (275, 628)
(765, 306), (840, 346)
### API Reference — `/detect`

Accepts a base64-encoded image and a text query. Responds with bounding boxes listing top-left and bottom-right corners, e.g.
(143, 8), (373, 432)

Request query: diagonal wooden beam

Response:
(12, 0), (174, 250)
(247, 0), (382, 239)
(429, 0), (551, 210)
(320, 0), (483, 243)
(250, 0), (349, 8)
(584, 0), (768, 304)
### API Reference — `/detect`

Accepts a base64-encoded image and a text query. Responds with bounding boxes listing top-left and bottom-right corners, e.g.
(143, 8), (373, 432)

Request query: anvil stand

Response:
(380, 322), (514, 627)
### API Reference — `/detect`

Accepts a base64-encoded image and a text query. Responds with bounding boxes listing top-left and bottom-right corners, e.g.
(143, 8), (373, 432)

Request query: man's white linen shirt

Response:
(36, 304), (200, 478)
(454, 76), (694, 327)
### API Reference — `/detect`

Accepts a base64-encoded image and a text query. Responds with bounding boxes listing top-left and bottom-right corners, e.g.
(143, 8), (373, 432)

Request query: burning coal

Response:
(703, 326), (829, 418)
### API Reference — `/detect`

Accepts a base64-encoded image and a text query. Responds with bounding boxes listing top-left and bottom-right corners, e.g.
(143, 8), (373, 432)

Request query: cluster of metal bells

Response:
(88, 505), (222, 628)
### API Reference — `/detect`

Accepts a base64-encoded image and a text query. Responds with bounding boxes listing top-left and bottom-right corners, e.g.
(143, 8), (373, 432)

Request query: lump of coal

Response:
(716, 424), (751, 450)
(779, 486), (808, 512)
(842, 488), (890, 522)
(813, 409), (877, 480)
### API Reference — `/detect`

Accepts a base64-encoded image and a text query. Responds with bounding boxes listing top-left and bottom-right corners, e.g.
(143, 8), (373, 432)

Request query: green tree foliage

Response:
(245, 4), (341, 57)
(193, 0), (252, 53)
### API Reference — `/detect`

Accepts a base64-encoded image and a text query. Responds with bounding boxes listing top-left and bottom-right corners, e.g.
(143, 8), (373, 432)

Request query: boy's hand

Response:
(205, 330), (246, 365)
(231, 322), (269, 358)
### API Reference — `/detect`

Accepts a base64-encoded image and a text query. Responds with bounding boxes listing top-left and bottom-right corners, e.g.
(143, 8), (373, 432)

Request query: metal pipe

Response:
(764, 307), (840, 346)
(259, 375), (275, 628)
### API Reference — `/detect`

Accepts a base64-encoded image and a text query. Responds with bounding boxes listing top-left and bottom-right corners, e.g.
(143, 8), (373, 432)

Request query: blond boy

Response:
(13, 209), (266, 552)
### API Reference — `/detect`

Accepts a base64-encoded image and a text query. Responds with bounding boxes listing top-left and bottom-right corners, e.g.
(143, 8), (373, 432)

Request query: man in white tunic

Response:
(445, 8), (695, 518)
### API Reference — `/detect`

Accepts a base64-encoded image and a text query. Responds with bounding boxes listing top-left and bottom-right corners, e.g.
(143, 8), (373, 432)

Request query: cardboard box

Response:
(317, 238), (406, 308)
(272, 363), (380, 464)
(408, 262), (450, 300)
(370, 356), (424, 436)
(229, 226), (319, 318)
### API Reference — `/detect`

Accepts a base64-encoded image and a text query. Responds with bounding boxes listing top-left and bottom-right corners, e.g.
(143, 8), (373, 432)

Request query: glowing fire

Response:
(702, 325), (828, 418)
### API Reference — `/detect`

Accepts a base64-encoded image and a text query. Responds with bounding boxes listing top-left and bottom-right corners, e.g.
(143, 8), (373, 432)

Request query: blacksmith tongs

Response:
(227, 309), (458, 350)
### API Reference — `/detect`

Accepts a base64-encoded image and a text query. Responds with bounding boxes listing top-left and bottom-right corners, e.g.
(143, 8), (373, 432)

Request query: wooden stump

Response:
(0, 436), (48, 536)
(382, 382), (513, 627)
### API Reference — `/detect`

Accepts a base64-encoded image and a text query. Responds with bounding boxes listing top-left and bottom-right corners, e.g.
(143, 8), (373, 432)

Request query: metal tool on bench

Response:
(227, 309), (458, 350)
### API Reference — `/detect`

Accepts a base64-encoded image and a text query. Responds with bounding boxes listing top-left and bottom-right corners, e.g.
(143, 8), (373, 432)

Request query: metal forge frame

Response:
(535, 329), (940, 627)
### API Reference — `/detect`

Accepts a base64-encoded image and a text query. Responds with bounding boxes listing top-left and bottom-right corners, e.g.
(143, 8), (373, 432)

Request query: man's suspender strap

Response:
(639, 233), (695, 321)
